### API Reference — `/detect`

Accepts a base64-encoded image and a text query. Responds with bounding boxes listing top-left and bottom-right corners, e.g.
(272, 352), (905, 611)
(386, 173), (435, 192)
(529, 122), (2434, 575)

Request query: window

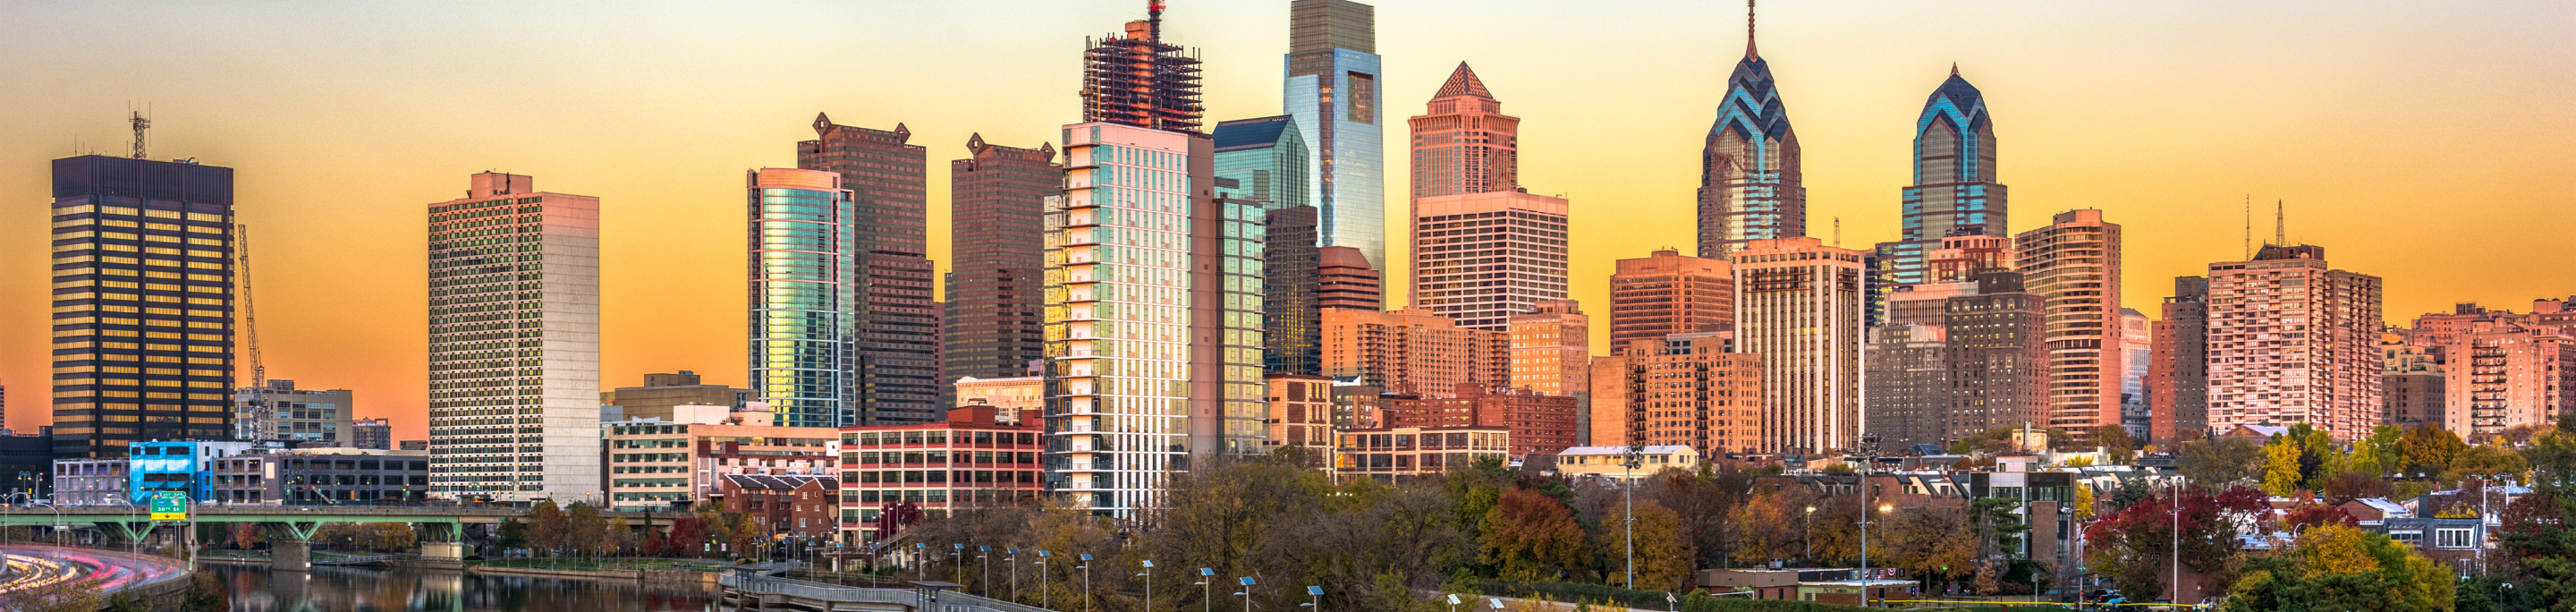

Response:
(2436, 529), (2475, 548)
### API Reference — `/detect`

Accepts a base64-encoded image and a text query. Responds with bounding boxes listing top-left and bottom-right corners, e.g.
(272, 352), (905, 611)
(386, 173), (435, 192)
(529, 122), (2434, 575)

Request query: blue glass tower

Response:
(1877, 65), (2006, 290)
(1284, 0), (1384, 271)
(1211, 115), (1311, 211)
(1697, 3), (1804, 261)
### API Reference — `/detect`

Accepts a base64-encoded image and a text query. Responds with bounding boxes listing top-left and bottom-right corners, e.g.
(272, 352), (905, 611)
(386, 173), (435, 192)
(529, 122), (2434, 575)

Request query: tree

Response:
(529, 500), (569, 556)
(2084, 485), (2271, 604)
(2400, 424), (2468, 478)
(1597, 499), (1694, 591)
(1482, 488), (1587, 581)
(2096, 425), (2140, 465)
(606, 517), (636, 557)
(1730, 489), (1806, 564)
(227, 521), (264, 550)
(2261, 440), (2305, 496)
(565, 502), (605, 556)
(2445, 443), (2529, 482)
(2073, 483), (2100, 521)
(493, 517), (531, 553)
(2106, 477), (2157, 513)
(2181, 437), (2267, 487)
(1877, 500), (1978, 591)
(2220, 524), (2453, 612)
(0, 577), (104, 612)
(2496, 413), (2576, 609)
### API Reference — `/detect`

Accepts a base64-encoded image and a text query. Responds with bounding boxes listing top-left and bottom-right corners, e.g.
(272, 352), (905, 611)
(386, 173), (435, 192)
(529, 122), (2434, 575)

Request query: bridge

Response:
(717, 571), (1055, 612)
(0, 506), (694, 572)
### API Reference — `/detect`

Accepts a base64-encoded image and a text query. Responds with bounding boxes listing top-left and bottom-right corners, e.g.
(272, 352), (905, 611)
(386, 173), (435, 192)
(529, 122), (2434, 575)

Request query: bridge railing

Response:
(721, 572), (1060, 611)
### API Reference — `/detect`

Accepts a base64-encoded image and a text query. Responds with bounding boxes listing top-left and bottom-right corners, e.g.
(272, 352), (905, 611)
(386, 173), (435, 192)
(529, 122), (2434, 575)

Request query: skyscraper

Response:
(2206, 243), (2384, 441)
(1263, 206), (1322, 375)
(427, 172), (600, 503)
(2015, 209), (2123, 441)
(1284, 0), (1386, 271)
(48, 155), (236, 458)
(748, 168), (858, 430)
(2438, 321), (2572, 438)
(1320, 309), (1509, 395)
(1045, 119), (1266, 516)
(1731, 236), (1865, 453)
(1408, 62), (1519, 201)
(1317, 246), (1383, 310)
(798, 116), (940, 426)
(2382, 332), (2444, 429)
(1507, 301), (1589, 441)
(1410, 191), (1571, 331)
(1607, 250), (1734, 355)
(1081, 7), (1205, 132)
(1699, 3), (1805, 260)
(946, 135), (1061, 383)
(1212, 115), (1311, 210)
(2120, 309), (2153, 439)
(1874, 66), (2008, 298)
(1945, 269), (2047, 446)
(2149, 276), (2209, 443)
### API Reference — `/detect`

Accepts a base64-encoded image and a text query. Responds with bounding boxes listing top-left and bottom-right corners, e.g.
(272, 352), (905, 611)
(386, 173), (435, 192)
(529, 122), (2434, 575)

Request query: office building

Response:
(209, 447), (430, 505)
(1408, 61), (1519, 204)
(2121, 309), (2153, 439)
(747, 167), (855, 429)
(1586, 354), (1631, 446)
(602, 371), (750, 424)
(1318, 246), (1384, 310)
(1510, 301), (1590, 441)
(128, 439), (250, 504)
(1865, 323), (1949, 452)
(1213, 115), (1312, 210)
(232, 379), (354, 446)
(1082, 8), (1205, 132)
(1698, 5), (1804, 260)
(1608, 250), (1733, 355)
(1732, 236), (1865, 454)
(2440, 320), (2575, 438)
(2014, 209), (2123, 441)
(797, 118), (941, 425)
(2206, 243), (2384, 441)
(51, 459), (128, 506)
(1925, 234), (2015, 284)
(837, 405), (1044, 543)
(1410, 191), (1571, 330)
(47, 155), (236, 459)
(426, 172), (600, 504)
(1873, 66), (2008, 304)
(351, 418), (391, 450)
(1333, 425), (1510, 481)
(1320, 308), (1509, 395)
(953, 376), (1044, 414)
(1382, 384), (1575, 457)
(946, 134), (1062, 384)
(2383, 333), (2445, 429)
(603, 406), (838, 511)
(398, 440), (427, 451)
(1265, 205), (1324, 375)
(1945, 269), (2047, 446)
(0, 433), (48, 498)
(1284, 0), (1385, 269)
(1332, 381), (1393, 430)
(1605, 333), (1763, 455)
(1265, 374), (1336, 450)
(1044, 117), (1266, 516)
(2150, 276), (2210, 443)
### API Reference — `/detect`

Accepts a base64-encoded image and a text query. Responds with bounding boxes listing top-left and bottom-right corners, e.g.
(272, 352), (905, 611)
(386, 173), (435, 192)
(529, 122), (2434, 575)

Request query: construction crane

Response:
(238, 225), (264, 389)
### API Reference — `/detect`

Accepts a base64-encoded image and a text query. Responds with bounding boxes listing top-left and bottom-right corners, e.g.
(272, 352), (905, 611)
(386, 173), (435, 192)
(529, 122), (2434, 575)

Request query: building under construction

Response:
(1080, 2), (1204, 132)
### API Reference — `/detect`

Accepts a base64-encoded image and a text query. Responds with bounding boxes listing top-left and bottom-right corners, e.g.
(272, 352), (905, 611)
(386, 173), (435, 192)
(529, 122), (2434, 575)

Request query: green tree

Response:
(2221, 523), (2453, 612)
(2445, 442), (2529, 482)
(2181, 437), (2267, 487)
(2096, 425), (2140, 465)
(2497, 413), (2576, 611)
(1482, 488), (1587, 581)
(565, 502), (605, 556)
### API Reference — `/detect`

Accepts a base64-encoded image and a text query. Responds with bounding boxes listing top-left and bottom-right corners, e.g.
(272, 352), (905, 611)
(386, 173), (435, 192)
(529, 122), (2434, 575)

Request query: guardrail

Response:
(722, 572), (1058, 611)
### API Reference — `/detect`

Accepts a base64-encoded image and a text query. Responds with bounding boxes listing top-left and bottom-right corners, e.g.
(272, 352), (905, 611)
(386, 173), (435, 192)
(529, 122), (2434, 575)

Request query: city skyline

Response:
(4, 1), (2574, 441)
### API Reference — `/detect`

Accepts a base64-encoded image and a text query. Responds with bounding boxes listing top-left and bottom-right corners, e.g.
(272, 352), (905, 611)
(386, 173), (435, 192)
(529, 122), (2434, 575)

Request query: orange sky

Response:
(3, 1), (2572, 442)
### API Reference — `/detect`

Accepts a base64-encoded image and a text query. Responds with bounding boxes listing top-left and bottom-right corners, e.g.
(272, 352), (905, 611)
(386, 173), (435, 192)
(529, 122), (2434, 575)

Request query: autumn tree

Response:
(606, 517), (635, 556)
(1482, 488), (1587, 581)
(2261, 440), (2305, 496)
(1730, 489), (1807, 564)
(2496, 413), (2576, 609)
(2180, 437), (2267, 488)
(2400, 424), (2468, 478)
(0, 577), (104, 612)
(1597, 499), (1694, 591)
(529, 500), (569, 556)
(565, 501), (605, 556)
(2445, 442), (2529, 482)
(2220, 524), (2452, 612)
(2095, 425), (2140, 465)
(2084, 485), (2270, 604)
(1877, 500), (1978, 591)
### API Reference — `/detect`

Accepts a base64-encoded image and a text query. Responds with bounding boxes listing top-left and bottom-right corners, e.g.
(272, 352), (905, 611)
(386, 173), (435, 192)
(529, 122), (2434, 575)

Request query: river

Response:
(199, 564), (716, 611)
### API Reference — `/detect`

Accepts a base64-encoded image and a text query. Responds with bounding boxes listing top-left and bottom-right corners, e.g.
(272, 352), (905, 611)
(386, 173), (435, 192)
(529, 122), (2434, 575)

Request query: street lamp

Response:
(1197, 567), (1216, 612)
(979, 546), (992, 596)
(1623, 443), (1644, 589)
(1005, 548), (1020, 601)
(2172, 475), (2184, 608)
(1236, 576), (1258, 612)
(916, 542), (928, 581)
(1303, 585), (1324, 610)
(1804, 506), (1816, 561)
(1079, 553), (1094, 612)
(1140, 559), (1156, 612)
(1447, 593), (1462, 612)
(954, 542), (967, 585)
(1037, 550), (1052, 610)
(1856, 433), (1880, 608)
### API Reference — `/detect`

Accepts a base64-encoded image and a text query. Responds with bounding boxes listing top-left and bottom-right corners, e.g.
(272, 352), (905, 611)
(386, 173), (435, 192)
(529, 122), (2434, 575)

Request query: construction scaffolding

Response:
(1080, 18), (1204, 132)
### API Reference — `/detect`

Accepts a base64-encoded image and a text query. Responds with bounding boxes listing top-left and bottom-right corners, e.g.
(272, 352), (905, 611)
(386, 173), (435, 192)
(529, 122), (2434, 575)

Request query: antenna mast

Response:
(1147, 0), (1165, 40)
(129, 107), (150, 160)
(2274, 200), (2285, 246)
(2241, 195), (2250, 259)
(239, 225), (264, 389)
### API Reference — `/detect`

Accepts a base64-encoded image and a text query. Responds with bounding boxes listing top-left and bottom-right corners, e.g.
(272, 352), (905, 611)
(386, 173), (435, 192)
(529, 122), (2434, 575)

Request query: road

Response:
(0, 545), (190, 595)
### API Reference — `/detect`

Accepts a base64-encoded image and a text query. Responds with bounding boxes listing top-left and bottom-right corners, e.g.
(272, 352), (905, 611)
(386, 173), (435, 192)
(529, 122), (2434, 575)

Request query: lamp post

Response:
(1856, 433), (1879, 608)
(1005, 548), (1020, 600)
(1236, 576), (1257, 612)
(1447, 593), (1462, 612)
(954, 542), (967, 585)
(1140, 560), (1156, 612)
(1079, 553), (1094, 612)
(1303, 585), (1323, 611)
(1803, 506), (1816, 561)
(1623, 443), (1643, 589)
(979, 546), (992, 596)
(1197, 567), (1216, 612)
(916, 542), (928, 581)
(2172, 475), (2183, 609)
(1037, 550), (1051, 610)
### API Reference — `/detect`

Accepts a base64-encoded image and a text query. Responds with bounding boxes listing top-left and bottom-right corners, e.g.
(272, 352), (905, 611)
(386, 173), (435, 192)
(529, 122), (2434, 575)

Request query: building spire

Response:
(1745, 0), (1758, 58)
(2275, 200), (2285, 246)
(1951, 62), (1959, 76)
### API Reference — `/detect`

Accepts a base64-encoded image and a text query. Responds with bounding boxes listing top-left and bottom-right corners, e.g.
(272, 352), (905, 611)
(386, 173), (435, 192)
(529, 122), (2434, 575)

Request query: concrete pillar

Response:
(273, 540), (311, 572)
(421, 541), (466, 561)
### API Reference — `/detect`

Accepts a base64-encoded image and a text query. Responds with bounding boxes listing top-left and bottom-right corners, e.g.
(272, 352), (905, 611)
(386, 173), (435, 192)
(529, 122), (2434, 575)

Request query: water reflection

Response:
(201, 564), (715, 612)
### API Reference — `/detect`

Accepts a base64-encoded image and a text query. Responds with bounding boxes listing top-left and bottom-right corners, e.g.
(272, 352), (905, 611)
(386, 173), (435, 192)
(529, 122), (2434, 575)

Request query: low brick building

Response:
(718, 474), (840, 539)
(1383, 384), (1578, 457)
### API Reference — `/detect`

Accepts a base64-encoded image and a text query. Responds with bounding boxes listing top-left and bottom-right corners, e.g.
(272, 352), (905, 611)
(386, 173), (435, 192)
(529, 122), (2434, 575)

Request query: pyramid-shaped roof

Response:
(1433, 62), (1494, 100)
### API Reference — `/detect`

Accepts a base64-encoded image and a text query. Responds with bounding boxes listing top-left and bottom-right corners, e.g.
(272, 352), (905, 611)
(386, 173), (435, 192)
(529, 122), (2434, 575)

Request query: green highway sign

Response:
(149, 491), (190, 521)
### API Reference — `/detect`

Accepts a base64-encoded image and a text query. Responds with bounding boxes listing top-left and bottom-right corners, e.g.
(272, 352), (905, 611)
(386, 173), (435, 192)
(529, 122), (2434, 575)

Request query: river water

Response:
(199, 564), (716, 611)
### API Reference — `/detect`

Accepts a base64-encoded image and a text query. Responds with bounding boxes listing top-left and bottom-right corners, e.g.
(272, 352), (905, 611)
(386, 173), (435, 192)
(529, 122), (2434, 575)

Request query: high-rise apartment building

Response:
(1508, 301), (1589, 441)
(2150, 276), (2210, 443)
(1317, 246), (1383, 310)
(746, 167), (864, 429)
(797, 118), (941, 426)
(946, 135), (1062, 383)
(232, 379), (354, 446)
(2206, 243), (2384, 441)
(426, 172), (600, 503)
(1945, 269), (2047, 446)
(1874, 66), (2008, 299)
(1044, 119), (1266, 516)
(2015, 209), (2123, 441)
(2120, 309), (2154, 439)
(2440, 320), (2575, 438)
(1408, 62), (1519, 202)
(1607, 250), (1733, 355)
(1213, 115), (1311, 210)
(1606, 333), (1763, 455)
(1320, 309), (1509, 395)
(1731, 236), (1864, 453)
(47, 155), (236, 459)
(1866, 293), (1954, 452)
(1284, 0), (1385, 270)
(1698, 6), (1804, 260)
(2383, 332), (2445, 429)
(352, 418), (392, 450)
(1411, 191), (1571, 330)
(1264, 206), (1323, 376)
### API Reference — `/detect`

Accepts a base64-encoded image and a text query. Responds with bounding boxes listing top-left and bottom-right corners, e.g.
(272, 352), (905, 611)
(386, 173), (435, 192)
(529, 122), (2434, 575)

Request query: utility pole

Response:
(1624, 443), (1644, 589)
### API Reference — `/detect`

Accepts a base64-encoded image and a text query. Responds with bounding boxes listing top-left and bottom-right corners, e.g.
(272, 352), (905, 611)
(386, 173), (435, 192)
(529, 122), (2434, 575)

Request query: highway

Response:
(0, 545), (189, 595)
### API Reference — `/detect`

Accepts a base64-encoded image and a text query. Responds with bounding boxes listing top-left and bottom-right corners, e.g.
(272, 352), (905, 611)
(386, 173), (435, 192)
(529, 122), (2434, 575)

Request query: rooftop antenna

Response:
(1833, 216), (1843, 248)
(2274, 200), (2285, 247)
(1147, 0), (1165, 41)
(2241, 195), (2250, 259)
(129, 103), (151, 160)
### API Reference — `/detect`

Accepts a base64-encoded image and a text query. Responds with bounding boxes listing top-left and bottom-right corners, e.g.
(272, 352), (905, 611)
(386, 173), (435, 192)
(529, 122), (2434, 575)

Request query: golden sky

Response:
(4, 1), (2572, 441)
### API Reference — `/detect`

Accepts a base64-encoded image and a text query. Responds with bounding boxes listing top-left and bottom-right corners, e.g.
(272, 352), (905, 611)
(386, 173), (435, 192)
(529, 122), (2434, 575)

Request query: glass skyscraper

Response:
(1284, 0), (1385, 273)
(1697, 9), (1805, 261)
(47, 155), (236, 458)
(747, 168), (857, 430)
(1873, 66), (2007, 323)
(1213, 115), (1319, 376)
(1212, 115), (1311, 211)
